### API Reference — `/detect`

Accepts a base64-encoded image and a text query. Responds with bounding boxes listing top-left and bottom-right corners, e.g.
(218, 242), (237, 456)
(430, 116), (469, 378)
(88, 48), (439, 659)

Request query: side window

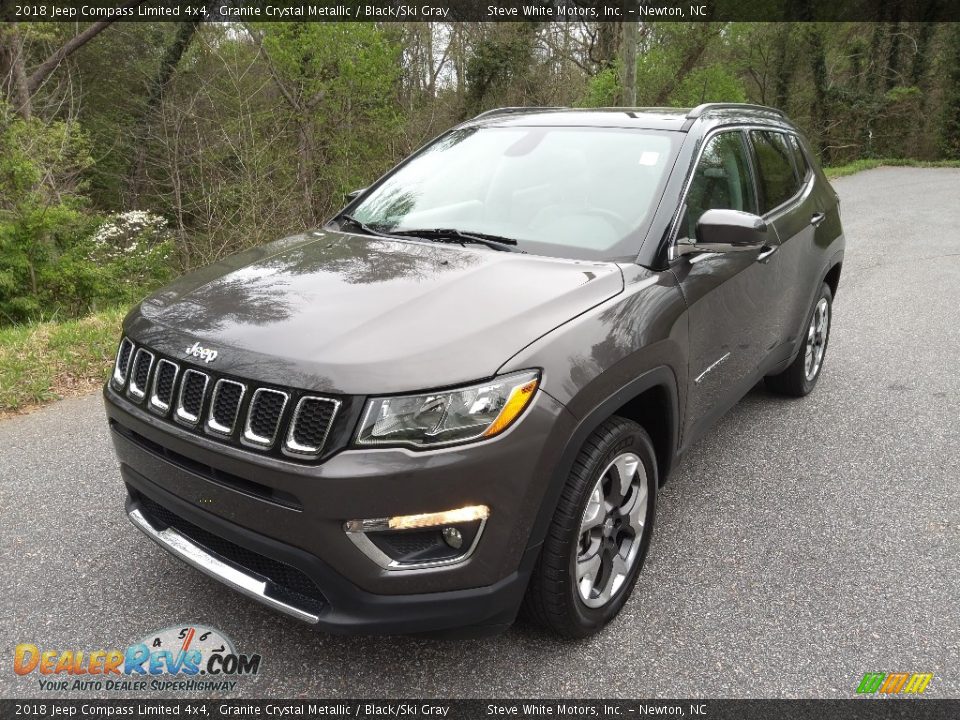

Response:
(786, 134), (810, 180)
(751, 130), (801, 213)
(683, 132), (757, 238)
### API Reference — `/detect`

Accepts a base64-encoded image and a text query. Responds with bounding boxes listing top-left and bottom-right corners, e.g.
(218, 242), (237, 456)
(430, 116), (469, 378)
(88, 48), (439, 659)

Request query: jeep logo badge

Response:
(185, 341), (218, 364)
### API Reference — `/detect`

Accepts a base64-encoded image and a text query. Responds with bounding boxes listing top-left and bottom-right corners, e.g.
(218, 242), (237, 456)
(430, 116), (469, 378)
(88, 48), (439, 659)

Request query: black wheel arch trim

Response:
(522, 366), (679, 567)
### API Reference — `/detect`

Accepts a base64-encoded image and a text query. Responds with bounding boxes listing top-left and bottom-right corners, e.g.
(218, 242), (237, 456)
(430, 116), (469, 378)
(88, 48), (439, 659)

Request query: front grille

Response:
(285, 397), (340, 457)
(128, 349), (154, 400)
(110, 337), (342, 463)
(244, 389), (288, 447)
(149, 360), (178, 413)
(135, 492), (326, 614)
(177, 369), (209, 425)
(207, 379), (245, 435)
(113, 338), (134, 387)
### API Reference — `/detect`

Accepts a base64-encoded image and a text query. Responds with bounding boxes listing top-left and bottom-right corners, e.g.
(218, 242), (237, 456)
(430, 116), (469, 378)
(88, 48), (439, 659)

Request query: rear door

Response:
(747, 129), (819, 359)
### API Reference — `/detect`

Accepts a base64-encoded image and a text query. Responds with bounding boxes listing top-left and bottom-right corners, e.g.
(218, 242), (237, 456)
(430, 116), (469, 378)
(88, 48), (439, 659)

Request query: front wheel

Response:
(522, 417), (657, 638)
(766, 282), (833, 397)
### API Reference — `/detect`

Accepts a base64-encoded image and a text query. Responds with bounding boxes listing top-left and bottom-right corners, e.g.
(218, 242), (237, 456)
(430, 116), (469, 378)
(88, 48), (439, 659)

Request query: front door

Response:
(671, 130), (784, 444)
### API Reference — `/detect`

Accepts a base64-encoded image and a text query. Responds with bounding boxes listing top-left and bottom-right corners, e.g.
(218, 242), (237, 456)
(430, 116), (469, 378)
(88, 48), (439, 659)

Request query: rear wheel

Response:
(522, 417), (657, 638)
(766, 283), (833, 397)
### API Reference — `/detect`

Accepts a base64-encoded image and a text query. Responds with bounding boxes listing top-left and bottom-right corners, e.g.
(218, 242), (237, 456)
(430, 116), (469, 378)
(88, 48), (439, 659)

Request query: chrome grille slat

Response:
(206, 379), (246, 436)
(243, 389), (289, 448)
(175, 369), (210, 426)
(127, 349), (155, 401)
(149, 359), (179, 414)
(113, 338), (135, 388)
(284, 396), (340, 458)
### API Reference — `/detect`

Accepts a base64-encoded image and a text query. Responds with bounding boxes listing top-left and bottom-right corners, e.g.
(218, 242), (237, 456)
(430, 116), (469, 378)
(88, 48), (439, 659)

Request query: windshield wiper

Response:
(335, 214), (403, 240)
(388, 228), (523, 253)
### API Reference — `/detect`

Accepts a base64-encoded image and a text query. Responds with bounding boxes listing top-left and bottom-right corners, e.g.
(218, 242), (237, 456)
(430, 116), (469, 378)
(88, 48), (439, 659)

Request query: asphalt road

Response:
(1, 167), (958, 700)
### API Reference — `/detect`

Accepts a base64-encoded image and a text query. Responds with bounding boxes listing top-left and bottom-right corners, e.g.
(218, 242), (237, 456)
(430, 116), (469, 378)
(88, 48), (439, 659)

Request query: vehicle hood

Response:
(130, 230), (623, 394)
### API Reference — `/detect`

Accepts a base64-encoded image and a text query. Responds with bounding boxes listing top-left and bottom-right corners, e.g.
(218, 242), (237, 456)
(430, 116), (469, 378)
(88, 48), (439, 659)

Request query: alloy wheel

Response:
(575, 452), (648, 609)
(804, 297), (830, 381)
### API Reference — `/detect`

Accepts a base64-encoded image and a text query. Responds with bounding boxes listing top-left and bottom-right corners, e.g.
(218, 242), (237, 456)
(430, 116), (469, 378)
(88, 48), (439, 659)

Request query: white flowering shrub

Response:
(90, 211), (173, 262)
(50, 210), (177, 315)
(86, 210), (175, 293)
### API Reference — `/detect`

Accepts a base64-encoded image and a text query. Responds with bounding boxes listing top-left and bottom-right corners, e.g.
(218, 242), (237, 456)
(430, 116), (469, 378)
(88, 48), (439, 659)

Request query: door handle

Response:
(810, 212), (826, 227)
(756, 245), (779, 263)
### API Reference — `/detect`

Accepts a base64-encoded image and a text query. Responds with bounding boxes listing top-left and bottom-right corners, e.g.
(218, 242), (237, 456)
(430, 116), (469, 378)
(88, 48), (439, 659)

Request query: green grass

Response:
(825, 157), (960, 179)
(0, 307), (126, 413)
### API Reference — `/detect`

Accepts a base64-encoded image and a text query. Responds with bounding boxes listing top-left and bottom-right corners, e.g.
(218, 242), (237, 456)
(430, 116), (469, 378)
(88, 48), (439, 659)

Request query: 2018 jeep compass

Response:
(104, 103), (844, 638)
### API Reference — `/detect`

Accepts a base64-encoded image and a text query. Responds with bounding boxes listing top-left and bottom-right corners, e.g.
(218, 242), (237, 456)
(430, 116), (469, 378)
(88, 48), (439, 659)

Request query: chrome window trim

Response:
(282, 396), (341, 459)
(126, 348), (155, 402)
(112, 337), (135, 389)
(205, 379), (247, 437)
(175, 369), (209, 426)
(242, 388), (289, 448)
(668, 124), (814, 259)
(148, 359), (179, 415)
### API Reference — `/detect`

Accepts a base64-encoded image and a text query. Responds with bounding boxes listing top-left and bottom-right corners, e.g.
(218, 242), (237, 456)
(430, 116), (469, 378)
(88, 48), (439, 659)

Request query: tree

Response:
(0, 13), (136, 119)
(621, 22), (637, 105)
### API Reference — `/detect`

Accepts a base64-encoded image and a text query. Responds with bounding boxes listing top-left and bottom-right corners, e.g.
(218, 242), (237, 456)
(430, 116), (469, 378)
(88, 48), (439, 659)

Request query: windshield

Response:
(346, 126), (680, 261)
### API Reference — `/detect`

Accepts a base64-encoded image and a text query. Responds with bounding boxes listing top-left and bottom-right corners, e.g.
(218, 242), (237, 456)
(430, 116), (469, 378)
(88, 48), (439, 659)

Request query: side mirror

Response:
(345, 187), (367, 203)
(675, 209), (768, 257)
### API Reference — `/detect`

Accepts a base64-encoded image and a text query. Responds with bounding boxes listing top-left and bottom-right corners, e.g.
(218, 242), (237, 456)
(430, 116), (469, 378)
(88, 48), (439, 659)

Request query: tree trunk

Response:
(773, 23), (794, 109)
(129, 19), (204, 202)
(621, 22), (638, 106)
(593, 22), (621, 72)
(26, 20), (117, 96)
(807, 26), (830, 161)
(0, 25), (32, 118)
(653, 25), (716, 105)
(297, 121), (317, 226)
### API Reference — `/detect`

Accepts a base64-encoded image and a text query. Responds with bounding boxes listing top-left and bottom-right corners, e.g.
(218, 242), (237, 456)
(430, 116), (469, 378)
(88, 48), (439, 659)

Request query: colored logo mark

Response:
(856, 672), (933, 695)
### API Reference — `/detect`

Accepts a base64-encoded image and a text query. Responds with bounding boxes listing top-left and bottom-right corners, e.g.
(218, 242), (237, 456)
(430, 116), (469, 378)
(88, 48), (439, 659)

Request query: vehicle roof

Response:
(462, 104), (795, 132)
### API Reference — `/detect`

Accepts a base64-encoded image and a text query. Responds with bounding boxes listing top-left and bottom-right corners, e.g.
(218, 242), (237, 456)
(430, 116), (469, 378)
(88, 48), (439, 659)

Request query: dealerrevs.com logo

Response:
(14, 625), (261, 693)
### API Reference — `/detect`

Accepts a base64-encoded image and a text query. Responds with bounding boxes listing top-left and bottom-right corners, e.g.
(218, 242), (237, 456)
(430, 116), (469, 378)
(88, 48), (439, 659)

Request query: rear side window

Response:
(751, 130), (800, 213)
(682, 131), (757, 238)
(786, 134), (810, 179)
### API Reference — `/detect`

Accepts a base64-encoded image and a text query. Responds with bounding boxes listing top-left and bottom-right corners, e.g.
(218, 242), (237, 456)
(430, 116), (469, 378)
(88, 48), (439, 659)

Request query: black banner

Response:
(2, 700), (960, 720)
(3, 0), (960, 24)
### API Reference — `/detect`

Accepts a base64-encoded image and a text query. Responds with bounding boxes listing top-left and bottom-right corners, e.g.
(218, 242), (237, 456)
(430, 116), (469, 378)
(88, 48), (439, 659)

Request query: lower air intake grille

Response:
(135, 493), (326, 614)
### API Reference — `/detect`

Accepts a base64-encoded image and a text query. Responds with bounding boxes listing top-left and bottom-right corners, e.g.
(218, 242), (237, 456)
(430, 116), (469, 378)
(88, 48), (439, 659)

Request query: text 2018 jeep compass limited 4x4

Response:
(104, 104), (844, 638)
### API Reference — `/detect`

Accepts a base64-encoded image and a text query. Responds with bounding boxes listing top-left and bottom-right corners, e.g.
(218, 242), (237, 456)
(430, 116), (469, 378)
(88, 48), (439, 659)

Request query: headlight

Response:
(356, 370), (540, 448)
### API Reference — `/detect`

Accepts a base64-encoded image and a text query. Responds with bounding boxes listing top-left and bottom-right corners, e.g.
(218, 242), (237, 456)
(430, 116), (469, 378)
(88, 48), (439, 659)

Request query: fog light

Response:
(442, 527), (463, 549)
(344, 505), (490, 570)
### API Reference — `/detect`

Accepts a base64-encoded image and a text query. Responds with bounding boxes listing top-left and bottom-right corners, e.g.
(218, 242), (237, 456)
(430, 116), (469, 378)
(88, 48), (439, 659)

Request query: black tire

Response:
(522, 416), (657, 638)
(765, 282), (833, 397)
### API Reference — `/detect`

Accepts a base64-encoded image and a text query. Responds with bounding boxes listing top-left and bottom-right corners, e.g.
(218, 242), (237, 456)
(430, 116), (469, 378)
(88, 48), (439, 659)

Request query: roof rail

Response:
(472, 106), (567, 120)
(686, 102), (784, 120)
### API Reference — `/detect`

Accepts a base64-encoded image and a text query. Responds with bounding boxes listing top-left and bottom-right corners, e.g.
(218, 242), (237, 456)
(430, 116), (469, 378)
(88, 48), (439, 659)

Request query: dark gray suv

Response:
(104, 103), (844, 638)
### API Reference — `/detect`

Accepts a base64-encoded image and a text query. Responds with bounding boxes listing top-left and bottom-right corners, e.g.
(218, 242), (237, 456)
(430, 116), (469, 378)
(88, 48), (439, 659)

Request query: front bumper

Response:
(105, 384), (575, 634)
